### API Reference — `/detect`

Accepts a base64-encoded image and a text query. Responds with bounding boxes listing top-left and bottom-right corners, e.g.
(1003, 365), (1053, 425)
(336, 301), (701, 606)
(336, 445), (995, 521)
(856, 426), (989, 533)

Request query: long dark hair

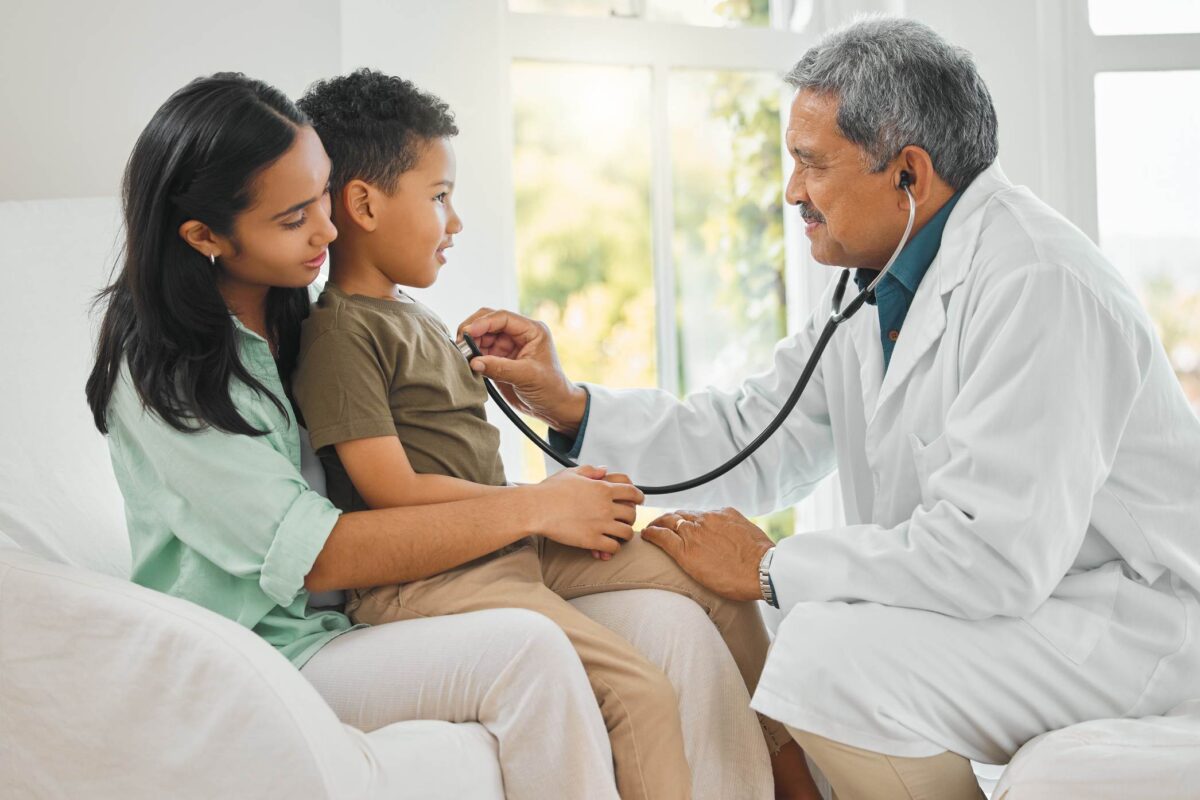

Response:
(86, 73), (312, 436)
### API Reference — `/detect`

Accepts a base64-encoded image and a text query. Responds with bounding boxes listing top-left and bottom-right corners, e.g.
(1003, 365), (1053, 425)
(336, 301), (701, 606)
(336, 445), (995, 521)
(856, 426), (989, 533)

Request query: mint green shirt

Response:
(104, 318), (354, 668)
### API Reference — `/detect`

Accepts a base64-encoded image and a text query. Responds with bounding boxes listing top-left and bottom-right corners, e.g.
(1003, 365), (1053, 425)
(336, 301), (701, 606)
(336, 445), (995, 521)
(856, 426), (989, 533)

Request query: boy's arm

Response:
(335, 435), (506, 508)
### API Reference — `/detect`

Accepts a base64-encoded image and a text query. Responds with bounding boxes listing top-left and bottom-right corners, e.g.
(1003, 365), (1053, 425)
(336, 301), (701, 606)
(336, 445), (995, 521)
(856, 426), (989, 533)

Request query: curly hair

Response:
(298, 68), (458, 196)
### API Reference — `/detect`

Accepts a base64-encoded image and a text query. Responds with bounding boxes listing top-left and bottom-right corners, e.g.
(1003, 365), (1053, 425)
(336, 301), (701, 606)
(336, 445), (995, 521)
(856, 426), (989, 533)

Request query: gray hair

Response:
(785, 16), (998, 191)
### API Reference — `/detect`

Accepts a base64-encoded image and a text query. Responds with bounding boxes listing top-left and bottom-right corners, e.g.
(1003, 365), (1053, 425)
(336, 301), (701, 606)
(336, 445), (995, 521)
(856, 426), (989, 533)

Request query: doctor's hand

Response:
(457, 308), (588, 436)
(643, 507), (773, 602)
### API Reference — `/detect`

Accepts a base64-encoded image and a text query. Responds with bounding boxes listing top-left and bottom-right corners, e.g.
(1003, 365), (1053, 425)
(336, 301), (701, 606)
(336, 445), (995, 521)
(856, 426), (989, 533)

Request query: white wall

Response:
(903, 0), (1062, 219)
(0, 0), (341, 201)
(340, 0), (520, 329)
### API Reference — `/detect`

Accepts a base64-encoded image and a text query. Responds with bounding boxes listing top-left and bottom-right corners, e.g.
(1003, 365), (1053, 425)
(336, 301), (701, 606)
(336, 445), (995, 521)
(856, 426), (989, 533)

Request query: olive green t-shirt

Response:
(293, 284), (507, 513)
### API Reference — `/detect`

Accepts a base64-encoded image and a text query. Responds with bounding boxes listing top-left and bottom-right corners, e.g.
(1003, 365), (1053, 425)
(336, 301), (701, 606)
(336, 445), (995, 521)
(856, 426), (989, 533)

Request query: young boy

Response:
(293, 69), (804, 800)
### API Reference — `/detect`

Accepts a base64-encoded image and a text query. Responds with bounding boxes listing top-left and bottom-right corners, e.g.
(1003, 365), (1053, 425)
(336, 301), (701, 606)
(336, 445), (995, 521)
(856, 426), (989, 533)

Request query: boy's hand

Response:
(530, 465), (644, 555)
(592, 471), (637, 560)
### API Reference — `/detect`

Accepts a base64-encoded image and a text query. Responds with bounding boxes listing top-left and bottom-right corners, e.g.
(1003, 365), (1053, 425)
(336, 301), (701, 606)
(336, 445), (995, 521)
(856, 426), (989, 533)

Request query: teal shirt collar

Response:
(853, 191), (963, 372)
(854, 190), (963, 298)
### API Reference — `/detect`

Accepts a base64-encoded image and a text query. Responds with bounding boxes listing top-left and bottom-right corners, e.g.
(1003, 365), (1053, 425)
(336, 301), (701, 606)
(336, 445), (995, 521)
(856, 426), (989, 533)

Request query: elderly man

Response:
(460, 17), (1200, 800)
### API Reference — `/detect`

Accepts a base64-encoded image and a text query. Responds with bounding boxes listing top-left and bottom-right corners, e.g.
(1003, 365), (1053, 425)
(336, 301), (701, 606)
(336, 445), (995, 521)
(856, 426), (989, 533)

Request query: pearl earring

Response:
(209, 253), (216, 266)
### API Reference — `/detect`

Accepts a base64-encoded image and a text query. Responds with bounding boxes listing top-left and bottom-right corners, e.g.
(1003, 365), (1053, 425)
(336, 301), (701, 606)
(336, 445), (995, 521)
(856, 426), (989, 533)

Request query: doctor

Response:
(461, 16), (1200, 800)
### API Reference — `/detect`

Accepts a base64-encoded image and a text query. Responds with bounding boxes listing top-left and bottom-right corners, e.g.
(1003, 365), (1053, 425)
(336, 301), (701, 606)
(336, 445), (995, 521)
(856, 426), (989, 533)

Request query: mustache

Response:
(798, 202), (825, 224)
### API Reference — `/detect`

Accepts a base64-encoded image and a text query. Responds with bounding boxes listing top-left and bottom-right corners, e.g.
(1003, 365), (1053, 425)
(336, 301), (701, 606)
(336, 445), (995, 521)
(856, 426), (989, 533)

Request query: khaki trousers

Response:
(788, 728), (985, 800)
(348, 533), (790, 800)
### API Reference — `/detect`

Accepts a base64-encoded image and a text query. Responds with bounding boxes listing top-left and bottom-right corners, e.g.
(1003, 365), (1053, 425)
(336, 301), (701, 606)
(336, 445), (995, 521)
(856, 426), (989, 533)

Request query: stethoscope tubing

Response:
(462, 187), (917, 496)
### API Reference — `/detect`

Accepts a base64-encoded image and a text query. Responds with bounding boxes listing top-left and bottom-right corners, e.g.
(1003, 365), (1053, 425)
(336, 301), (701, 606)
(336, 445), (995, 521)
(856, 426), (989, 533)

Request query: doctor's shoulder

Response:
(955, 191), (1156, 357)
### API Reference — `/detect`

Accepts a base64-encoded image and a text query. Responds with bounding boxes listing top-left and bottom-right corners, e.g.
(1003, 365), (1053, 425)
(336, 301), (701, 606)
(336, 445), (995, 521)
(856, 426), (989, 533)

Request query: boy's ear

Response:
(342, 180), (379, 233)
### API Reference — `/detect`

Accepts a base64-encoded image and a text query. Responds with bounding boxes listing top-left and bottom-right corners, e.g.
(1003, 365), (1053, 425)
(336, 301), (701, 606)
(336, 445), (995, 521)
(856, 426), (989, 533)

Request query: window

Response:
(1052, 1), (1200, 413)
(510, 0), (771, 27)
(507, 2), (816, 539)
(1088, 0), (1200, 35)
(1094, 71), (1200, 410)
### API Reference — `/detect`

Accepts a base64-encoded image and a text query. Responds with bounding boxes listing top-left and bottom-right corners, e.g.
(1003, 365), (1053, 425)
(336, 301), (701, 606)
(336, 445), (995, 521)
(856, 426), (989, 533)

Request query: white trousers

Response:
(302, 588), (771, 800)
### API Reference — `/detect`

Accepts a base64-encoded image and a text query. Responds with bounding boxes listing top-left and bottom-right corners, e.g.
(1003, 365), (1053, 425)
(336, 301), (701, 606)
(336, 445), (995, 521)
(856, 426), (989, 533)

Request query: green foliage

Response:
(511, 45), (799, 537)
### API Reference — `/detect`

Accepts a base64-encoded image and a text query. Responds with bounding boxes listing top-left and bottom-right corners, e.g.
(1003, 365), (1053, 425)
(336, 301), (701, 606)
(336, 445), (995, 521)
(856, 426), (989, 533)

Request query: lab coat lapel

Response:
(872, 260), (948, 413)
(870, 163), (1011, 415)
(849, 308), (884, 415)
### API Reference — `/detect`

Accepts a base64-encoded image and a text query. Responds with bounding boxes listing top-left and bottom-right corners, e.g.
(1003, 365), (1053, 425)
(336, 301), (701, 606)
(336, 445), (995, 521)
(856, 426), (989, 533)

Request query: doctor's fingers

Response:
(641, 524), (683, 556)
(646, 510), (700, 531)
(459, 308), (548, 348)
(456, 306), (495, 335)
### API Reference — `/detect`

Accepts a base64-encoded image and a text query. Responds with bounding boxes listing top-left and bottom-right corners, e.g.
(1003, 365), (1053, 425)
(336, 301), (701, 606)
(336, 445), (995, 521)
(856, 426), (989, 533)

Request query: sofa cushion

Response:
(0, 547), (505, 799)
(994, 701), (1200, 799)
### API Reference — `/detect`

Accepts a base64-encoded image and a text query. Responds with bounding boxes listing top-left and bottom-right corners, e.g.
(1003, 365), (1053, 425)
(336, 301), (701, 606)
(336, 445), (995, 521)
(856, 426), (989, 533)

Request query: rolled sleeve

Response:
(261, 489), (343, 607)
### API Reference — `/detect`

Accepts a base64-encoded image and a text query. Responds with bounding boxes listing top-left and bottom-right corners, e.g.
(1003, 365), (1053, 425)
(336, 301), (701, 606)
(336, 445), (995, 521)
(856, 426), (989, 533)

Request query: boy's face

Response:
(373, 137), (462, 288)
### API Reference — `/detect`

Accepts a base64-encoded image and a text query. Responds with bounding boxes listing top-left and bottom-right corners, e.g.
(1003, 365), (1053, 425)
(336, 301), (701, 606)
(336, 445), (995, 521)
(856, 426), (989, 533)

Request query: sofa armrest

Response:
(994, 700), (1200, 799)
(0, 548), (499, 799)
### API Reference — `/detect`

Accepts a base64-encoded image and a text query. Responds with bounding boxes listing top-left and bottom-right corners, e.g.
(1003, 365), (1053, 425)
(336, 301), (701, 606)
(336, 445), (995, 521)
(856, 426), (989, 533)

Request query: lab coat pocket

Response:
(1021, 563), (1121, 665)
(908, 431), (951, 508)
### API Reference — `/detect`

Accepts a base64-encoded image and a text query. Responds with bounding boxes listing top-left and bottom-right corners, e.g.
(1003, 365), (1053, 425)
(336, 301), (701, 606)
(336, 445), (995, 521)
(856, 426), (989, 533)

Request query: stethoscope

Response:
(459, 176), (918, 496)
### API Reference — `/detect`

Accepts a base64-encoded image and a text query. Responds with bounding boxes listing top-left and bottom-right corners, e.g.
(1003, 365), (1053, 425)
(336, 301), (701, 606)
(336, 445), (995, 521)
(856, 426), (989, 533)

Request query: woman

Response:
(84, 72), (642, 799)
(84, 72), (776, 798)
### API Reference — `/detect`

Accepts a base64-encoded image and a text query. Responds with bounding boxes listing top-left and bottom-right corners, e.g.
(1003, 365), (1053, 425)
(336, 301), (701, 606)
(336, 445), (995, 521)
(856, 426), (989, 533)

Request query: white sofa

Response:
(2, 197), (1198, 799)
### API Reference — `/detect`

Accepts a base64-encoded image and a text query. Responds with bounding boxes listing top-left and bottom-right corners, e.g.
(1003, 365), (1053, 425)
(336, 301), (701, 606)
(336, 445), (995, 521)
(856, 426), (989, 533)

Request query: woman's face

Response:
(213, 126), (337, 296)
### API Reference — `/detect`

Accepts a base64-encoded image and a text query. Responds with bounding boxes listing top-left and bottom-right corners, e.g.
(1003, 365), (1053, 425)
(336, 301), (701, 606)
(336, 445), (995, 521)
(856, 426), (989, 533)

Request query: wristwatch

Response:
(758, 546), (778, 608)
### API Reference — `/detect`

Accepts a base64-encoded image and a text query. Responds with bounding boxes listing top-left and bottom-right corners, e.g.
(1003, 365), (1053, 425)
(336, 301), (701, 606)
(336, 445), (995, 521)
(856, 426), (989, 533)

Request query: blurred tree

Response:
(510, 1), (802, 539)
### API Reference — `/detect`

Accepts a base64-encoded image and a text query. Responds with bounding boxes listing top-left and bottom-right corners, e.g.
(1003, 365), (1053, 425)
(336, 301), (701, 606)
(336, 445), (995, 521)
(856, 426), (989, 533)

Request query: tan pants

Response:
(348, 533), (790, 800)
(788, 728), (985, 800)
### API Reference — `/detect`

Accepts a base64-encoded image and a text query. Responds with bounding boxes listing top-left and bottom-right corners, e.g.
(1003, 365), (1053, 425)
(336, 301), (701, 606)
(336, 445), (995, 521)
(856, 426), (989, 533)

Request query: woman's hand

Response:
(527, 466), (644, 555)
(457, 308), (588, 436)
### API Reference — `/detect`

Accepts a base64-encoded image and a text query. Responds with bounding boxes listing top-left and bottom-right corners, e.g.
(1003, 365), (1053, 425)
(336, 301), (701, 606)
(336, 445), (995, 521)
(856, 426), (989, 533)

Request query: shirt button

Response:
(888, 330), (900, 342)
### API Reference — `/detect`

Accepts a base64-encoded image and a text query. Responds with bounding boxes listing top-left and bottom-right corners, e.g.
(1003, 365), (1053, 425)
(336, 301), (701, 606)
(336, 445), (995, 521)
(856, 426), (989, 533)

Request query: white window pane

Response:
(669, 68), (794, 539)
(509, 0), (771, 26)
(1095, 71), (1200, 411)
(647, 0), (770, 27)
(508, 0), (635, 16)
(669, 68), (787, 394)
(511, 62), (655, 479)
(1088, 0), (1200, 35)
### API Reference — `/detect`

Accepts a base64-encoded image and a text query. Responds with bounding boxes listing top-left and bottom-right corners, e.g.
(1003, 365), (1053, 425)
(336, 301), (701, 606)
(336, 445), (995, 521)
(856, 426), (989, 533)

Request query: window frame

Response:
(505, 6), (816, 395)
(1038, 1), (1200, 242)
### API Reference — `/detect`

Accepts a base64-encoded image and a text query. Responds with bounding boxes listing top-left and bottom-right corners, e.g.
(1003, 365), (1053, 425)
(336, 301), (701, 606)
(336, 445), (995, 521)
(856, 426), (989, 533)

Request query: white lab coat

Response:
(562, 163), (1200, 760)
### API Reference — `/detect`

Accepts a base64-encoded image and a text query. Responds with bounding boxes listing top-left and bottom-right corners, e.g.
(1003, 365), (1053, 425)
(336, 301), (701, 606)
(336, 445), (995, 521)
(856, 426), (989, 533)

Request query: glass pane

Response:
(509, 0), (770, 26)
(1095, 71), (1200, 412)
(669, 69), (787, 394)
(1088, 0), (1200, 35)
(647, 0), (770, 27)
(509, 0), (636, 16)
(511, 61), (655, 480)
(670, 68), (793, 538)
